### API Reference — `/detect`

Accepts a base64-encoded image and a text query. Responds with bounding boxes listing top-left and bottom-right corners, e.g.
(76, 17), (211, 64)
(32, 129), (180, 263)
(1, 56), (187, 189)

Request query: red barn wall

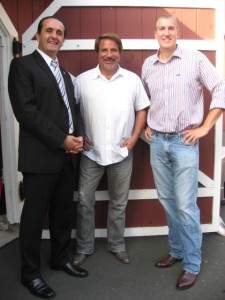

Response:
(1, 0), (217, 229)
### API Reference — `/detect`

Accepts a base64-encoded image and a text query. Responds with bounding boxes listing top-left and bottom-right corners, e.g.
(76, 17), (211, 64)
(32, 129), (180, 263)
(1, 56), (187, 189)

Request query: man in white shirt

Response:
(73, 33), (149, 265)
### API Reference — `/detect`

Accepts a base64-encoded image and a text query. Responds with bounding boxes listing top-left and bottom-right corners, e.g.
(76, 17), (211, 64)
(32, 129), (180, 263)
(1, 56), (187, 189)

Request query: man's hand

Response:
(182, 108), (224, 147)
(121, 109), (148, 150)
(182, 126), (209, 147)
(120, 137), (137, 151)
(83, 136), (93, 152)
(145, 126), (152, 140)
(61, 135), (83, 153)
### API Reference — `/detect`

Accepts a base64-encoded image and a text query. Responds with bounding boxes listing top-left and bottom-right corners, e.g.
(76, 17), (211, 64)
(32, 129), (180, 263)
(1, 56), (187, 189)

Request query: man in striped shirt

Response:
(142, 13), (225, 290)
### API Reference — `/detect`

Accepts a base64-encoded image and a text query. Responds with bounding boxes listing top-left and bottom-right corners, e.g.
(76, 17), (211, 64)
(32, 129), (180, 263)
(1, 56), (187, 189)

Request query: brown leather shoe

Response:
(156, 254), (182, 268)
(73, 253), (87, 266)
(111, 251), (130, 264)
(177, 270), (197, 290)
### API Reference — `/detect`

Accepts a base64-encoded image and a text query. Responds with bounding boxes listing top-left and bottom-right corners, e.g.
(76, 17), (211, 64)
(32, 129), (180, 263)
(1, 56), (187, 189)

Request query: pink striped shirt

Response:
(142, 45), (225, 132)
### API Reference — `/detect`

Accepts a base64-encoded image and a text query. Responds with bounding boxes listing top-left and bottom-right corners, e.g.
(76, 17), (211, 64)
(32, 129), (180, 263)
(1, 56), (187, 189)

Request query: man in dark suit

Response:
(8, 16), (88, 299)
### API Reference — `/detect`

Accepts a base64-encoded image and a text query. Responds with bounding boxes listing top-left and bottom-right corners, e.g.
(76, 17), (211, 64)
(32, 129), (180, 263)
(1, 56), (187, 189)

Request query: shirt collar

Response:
(153, 44), (182, 64)
(37, 49), (59, 66)
(92, 65), (124, 80)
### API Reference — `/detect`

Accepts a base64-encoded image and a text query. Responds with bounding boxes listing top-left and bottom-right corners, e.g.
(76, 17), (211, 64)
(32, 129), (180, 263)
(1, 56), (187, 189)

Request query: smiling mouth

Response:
(48, 40), (58, 45)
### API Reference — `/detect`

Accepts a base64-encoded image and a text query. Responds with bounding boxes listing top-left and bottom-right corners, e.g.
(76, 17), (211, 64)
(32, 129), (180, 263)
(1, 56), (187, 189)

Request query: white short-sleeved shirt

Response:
(74, 65), (149, 166)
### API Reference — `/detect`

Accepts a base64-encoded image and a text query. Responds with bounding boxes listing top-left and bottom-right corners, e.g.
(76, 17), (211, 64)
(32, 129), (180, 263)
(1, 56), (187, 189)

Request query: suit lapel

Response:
(32, 51), (75, 121)
(32, 51), (63, 100)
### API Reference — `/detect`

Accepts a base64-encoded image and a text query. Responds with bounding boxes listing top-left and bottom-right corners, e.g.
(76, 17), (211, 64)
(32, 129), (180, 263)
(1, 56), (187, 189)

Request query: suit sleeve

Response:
(8, 58), (67, 151)
(74, 103), (85, 138)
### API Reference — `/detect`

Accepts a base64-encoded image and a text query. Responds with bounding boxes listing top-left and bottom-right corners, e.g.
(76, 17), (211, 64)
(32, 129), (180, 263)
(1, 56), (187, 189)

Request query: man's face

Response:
(98, 39), (120, 77)
(155, 17), (180, 51)
(36, 18), (65, 59)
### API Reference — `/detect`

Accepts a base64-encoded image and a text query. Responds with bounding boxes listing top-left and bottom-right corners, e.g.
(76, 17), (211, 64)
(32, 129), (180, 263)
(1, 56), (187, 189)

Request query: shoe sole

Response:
(177, 282), (196, 290)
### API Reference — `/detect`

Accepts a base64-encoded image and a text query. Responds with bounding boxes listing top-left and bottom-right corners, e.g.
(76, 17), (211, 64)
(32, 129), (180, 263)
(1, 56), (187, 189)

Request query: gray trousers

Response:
(76, 152), (133, 254)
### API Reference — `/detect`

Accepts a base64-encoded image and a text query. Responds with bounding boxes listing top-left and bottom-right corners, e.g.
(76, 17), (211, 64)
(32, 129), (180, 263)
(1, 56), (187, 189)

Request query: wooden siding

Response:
(0, 0), (54, 40)
(1, 1), (217, 228)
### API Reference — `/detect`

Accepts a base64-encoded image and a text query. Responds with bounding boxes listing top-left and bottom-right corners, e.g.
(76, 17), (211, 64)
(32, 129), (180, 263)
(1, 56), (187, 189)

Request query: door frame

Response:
(0, 3), (22, 223)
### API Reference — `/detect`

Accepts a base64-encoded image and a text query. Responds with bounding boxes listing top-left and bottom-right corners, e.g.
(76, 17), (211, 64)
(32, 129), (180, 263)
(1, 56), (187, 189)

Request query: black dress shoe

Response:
(51, 262), (88, 278)
(21, 277), (56, 299)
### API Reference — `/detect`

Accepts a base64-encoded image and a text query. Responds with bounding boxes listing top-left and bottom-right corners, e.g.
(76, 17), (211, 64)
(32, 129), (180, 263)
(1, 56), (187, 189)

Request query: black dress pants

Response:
(20, 155), (75, 280)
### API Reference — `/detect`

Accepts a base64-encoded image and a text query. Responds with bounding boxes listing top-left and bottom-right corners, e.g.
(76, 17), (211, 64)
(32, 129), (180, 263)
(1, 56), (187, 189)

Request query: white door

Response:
(0, 4), (22, 223)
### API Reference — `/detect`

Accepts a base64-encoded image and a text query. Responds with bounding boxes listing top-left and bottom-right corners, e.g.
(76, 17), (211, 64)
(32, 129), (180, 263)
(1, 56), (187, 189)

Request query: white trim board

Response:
(24, 39), (218, 55)
(41, 221), (220, 239)
(48, 0), (217, 9)
(73, 187), (215, 202)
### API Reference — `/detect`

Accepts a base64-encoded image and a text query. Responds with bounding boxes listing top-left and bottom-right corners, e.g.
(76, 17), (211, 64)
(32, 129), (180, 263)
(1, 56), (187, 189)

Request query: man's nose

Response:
(51, 31), (57, 38)
(164, 28), (170, 35)
(106, 50), (113, 57)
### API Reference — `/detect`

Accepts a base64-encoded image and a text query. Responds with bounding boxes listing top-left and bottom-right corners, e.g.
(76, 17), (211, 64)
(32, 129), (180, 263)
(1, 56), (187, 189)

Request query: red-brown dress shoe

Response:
(156, 254), (182, 268)
(177, 270), (197, 290)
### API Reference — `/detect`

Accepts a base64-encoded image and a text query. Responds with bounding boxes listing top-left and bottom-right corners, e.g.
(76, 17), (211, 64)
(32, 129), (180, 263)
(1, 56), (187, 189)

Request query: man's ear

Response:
(35, 32), (40, 42)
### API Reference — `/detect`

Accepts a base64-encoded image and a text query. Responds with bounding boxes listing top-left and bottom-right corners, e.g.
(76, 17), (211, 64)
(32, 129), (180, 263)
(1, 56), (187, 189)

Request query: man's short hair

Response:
(155, 13), (180, 30)
(95, 33), (123, 53)
(37, 16), (67, 37)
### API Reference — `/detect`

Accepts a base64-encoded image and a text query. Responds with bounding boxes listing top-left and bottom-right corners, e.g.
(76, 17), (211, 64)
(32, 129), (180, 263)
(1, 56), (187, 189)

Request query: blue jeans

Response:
(149, 130), (202, 274)
(76, 152), (133, 254)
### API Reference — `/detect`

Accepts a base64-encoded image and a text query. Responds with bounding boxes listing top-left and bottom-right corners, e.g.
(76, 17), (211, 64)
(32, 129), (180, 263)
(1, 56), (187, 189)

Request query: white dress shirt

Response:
(74, 65), (149, 166)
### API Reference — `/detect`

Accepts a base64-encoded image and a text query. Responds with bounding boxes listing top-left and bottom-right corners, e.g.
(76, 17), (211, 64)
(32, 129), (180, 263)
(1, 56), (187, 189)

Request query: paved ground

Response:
(0, 132), (225, 299)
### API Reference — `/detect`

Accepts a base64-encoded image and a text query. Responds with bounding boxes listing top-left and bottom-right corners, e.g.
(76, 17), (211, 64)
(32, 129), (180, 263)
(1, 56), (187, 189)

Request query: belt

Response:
(152, 129), (179, 137)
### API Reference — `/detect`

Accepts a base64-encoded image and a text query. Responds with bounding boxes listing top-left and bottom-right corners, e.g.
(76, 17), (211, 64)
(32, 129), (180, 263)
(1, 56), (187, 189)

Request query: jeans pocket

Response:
(179, 133), (191, 145)
(149, 133), (156, 143)
(179, 134), (199, 149)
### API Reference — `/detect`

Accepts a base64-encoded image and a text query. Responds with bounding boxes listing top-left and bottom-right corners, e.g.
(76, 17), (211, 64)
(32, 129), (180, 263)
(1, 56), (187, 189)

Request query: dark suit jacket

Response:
(8, 50), (84, 174)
